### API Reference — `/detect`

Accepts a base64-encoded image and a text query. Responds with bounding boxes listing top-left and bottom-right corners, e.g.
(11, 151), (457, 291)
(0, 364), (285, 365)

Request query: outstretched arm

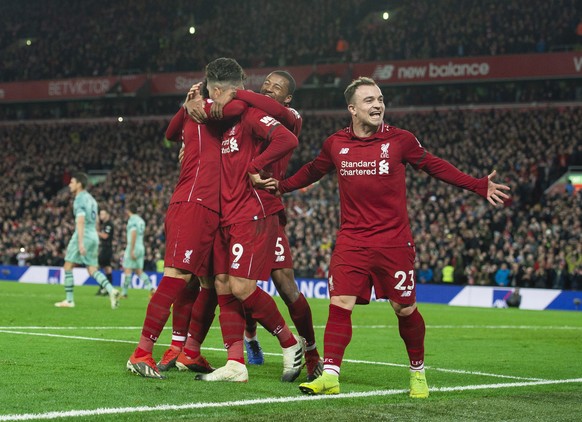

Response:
(277, 137), (335, 193)
(418, 153), (510, 206)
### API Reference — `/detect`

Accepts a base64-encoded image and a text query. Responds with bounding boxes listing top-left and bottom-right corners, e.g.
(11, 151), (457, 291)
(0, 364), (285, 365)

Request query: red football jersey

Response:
(165, 100), (248, 212)
(220, 107), (298, 227)
(279, 123), (488, 247)
(165, 105), (221, 212)
(236, 90), (302, 179)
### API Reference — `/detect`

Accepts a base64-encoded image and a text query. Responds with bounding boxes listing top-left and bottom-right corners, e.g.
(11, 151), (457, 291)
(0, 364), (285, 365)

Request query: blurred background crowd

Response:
(1, 0), (581, 290)
(2, 107), (581, 289)
(1, 0), (580, 81)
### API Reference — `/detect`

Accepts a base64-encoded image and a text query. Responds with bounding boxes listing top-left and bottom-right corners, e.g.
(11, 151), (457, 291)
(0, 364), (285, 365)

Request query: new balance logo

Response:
(231, 262), (240, 269)
(183, 250), (193, 264)
(275, 255), (286, 262)
(260, 116), (280, 127)
(339, 148), (350, 154)
(401, 290), (412, 297)
(372, 64), (395, 80)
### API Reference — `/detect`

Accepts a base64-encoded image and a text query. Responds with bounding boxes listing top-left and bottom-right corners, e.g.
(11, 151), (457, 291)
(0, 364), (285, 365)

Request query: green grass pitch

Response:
(0, 282), (581, 421)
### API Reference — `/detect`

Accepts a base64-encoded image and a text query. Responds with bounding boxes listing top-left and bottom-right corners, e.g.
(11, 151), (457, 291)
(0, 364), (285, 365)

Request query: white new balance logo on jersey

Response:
(183, 250), (193, 264)
(260, 116), (280, 126)
(339, 148), (350, 154)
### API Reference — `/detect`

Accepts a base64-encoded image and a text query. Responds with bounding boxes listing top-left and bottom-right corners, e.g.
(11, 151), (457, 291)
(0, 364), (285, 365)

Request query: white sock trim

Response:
(323, 364), (340, 376)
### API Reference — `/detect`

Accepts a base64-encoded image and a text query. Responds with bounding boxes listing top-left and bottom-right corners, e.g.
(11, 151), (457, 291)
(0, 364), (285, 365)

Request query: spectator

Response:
(494, 263), (511, 286)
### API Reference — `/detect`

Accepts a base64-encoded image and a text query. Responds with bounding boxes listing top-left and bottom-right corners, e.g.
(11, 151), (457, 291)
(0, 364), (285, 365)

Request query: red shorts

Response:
(164, 202), (219, 276)
(213, 214), (278, 280)
(271, 224), (293, 270)
(328, 244), (416, 305)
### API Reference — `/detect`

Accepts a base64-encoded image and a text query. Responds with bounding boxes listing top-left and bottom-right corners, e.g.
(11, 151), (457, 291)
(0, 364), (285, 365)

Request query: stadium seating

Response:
(1, 107), (580, 288)
(1, 0), (579, 81)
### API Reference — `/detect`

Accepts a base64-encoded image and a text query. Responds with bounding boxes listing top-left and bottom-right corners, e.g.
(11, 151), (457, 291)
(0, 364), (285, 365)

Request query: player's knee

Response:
(392, 301), (416, 317)
(163, 266), (192, 282)
(230, 277), (255, 301)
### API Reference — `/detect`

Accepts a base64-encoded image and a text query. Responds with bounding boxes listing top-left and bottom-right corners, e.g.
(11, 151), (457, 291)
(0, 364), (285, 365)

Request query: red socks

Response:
(287, 293), (316, 348)
(218, 294), (245, 364)
(323, 304), (352, 374)
(242, 288), (295, 348)
(184, 287), (218, 358)
(141, 276), (187, 342)
(170, 280), (200, 347)
(397, 307), (426, 370)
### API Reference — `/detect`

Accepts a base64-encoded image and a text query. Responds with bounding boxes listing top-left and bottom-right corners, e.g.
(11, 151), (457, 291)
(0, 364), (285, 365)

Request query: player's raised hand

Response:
(210, 87), (236, 120)
(486, 170), (510, 207)
(185, 82), (202, 103)
(185, 92), (207, 123)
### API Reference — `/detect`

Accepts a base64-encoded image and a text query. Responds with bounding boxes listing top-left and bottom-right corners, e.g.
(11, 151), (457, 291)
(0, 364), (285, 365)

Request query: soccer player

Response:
(54, 172), (121, 309)
(231, 71), (323, 381)
(126, 81), (247, 379)
(157, 81), (244, 374)
(96, 209), (114, 296)
(121, 202), (155, 298)
(268, 77), (510, 397)
(195, 58), (305, 383)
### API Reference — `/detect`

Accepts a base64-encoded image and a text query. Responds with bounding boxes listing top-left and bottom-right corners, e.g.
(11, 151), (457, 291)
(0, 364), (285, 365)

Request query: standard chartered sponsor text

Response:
(340, 160), (377, 176)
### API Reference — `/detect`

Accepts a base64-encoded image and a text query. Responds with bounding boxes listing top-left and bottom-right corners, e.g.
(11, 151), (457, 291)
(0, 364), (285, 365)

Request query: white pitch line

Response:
(350, 325), (582, 330)
(341, 358), (545, 381)
(0, 329), (547, 382)
(1, 378), (581, 421)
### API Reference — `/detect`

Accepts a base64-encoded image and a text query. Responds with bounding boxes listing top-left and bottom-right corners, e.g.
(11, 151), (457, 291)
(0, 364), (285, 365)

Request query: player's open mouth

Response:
(370, 111), (382, 118)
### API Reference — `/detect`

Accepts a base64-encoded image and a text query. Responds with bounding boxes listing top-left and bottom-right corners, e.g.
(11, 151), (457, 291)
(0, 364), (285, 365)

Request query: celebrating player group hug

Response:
(62, 57), (509, 397)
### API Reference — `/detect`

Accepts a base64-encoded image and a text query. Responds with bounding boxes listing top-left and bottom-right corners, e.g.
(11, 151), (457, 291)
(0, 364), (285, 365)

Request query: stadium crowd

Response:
(1, 106), (581, 290)
(1, 0), (580, 81)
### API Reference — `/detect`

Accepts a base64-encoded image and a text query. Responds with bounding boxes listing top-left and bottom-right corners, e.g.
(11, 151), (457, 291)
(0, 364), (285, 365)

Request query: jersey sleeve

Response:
(245, 109), (298, 174)
(204, 99), (248, 120)
(165, 107), (186, 142)
(236, 90), (301, 135)
(401, 131), (488, 198)
(74, 197), (87, 218)
(279, 136), (335, 193)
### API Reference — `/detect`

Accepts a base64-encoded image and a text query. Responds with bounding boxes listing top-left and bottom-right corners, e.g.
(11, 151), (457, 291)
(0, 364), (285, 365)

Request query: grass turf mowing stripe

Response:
(0, 329), (549, 382)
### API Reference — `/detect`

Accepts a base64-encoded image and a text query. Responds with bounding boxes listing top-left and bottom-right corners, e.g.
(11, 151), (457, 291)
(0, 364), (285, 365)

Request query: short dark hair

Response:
(71, 172), (88, 188)
(270, 70), (296, 95)
(205, 57), (245, 87)
(200, 79), (209, 99)
(344, 77), (377, 105)
(127, 202), (139, 214)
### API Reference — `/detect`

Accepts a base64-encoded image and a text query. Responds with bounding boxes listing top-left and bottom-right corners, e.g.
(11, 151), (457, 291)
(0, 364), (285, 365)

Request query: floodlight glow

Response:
(189, 26), (196, 34)
(382, 12), (389, 20)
